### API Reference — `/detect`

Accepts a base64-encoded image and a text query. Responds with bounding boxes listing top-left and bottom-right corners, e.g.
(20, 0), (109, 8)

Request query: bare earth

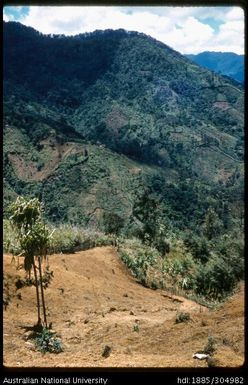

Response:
(3, 247), (244, 368)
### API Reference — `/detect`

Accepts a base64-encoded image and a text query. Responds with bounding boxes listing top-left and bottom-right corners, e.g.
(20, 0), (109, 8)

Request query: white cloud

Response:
(225, 6), (244, 21)
(210, 20), (244, 54)
(3, 6), (244, 55)
(3, 14), (10, 21)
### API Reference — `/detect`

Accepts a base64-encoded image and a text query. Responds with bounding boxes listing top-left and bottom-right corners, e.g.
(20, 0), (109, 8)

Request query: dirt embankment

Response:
(3, 247), (244, 368)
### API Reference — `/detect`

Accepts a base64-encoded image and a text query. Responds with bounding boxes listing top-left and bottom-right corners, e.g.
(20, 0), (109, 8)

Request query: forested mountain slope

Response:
(3, 21), (244, 236)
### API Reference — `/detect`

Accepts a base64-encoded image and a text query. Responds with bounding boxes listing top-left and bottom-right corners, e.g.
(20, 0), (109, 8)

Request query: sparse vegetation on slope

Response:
(3, 247), (244, 367)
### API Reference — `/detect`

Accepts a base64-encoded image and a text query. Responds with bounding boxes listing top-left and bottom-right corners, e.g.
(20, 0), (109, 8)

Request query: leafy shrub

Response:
(194, 254), (240, 300)
(8, 196), (54, 328)
(203, 336), (216, 356)
(34, 327), (63, 354)
(102, 211), (125, 235)
(153, 230), (171, 256)
(175, 312), (191, 324)
(118, 238), (163, 288)
(162, 241), (197, 292)
(133, 324), (139, 332)
(202, 208), (223, 240)
(215, 234), (244, 280)
(183, 232), (210, 263)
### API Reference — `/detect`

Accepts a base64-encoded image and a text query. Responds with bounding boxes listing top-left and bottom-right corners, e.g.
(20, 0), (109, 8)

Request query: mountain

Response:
(186, 51), (244, 83)
(3, 21), (244, 236)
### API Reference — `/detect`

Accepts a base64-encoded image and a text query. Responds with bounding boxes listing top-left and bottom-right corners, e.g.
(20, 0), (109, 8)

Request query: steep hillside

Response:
(3, 22), (244, 234)
(3, 248), (244, 367)
(3, 22), (245, 361)
(186, 51), (244, 84)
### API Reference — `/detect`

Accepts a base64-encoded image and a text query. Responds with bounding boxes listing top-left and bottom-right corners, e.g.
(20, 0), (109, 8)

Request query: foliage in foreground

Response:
(8, 196), (53, 327)
(34, 327), (63, 354)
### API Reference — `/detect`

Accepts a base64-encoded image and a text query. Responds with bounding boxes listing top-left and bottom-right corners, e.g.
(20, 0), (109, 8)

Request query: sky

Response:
(3, 5), (244, 55)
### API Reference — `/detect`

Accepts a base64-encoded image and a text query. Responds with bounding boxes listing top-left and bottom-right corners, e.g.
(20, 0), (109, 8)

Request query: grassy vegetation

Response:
(4, 206), (244, 306)
(118, 238), (164, 288)
(118, 231), (244, 305)
(50, 224), (113, 253)
(4, 219), (114, 255)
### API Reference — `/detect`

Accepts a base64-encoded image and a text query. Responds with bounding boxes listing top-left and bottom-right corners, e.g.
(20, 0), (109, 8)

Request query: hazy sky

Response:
(3, 5), (244, 54)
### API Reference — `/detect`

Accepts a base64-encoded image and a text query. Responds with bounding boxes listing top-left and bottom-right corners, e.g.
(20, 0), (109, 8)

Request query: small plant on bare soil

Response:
(203, 336), (216, 356)
(175, 312), (191, 323)
(102, 345), (111, 358)
(133, 324), (139, 332)
(34, 327), (63, 354)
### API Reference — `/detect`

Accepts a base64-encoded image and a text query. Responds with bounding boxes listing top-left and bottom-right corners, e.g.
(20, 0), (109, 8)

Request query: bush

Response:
(133, 324), (139, 332)
(175, 312), (191, 323)
(215, 234), (244, 280)
(183, 232), (210, 263)
(194, 254), (238, 299)
(118, 238), (163, 288)
(34, 327), (63, 354)
(102, 211), (125, 235)
(202, 208), (223, 240)
(203, 336), (216, 356)
(153, 234), (170, 256)
(162, 242), (197, 292)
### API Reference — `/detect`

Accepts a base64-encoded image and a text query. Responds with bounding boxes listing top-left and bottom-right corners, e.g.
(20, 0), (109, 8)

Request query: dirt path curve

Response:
(3, 247), (244, 368)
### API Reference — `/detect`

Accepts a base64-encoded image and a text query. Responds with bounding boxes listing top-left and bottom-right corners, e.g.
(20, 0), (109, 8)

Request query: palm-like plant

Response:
(9, 196), (53, 328)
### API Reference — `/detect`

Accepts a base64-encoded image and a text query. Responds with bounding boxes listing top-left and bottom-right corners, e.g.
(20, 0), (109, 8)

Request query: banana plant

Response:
(9, 196), (53, 328)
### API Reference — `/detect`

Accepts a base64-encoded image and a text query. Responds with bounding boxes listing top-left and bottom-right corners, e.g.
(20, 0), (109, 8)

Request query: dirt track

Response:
(3, 247), (244, 368)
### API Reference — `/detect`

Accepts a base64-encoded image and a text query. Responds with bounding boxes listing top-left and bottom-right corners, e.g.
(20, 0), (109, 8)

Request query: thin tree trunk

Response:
(38, 256), (48, 328)
(33, 258), (42, 326)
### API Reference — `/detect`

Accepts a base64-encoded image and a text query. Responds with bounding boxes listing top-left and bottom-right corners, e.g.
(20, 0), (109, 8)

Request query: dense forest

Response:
(3, 21), (244, 303)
